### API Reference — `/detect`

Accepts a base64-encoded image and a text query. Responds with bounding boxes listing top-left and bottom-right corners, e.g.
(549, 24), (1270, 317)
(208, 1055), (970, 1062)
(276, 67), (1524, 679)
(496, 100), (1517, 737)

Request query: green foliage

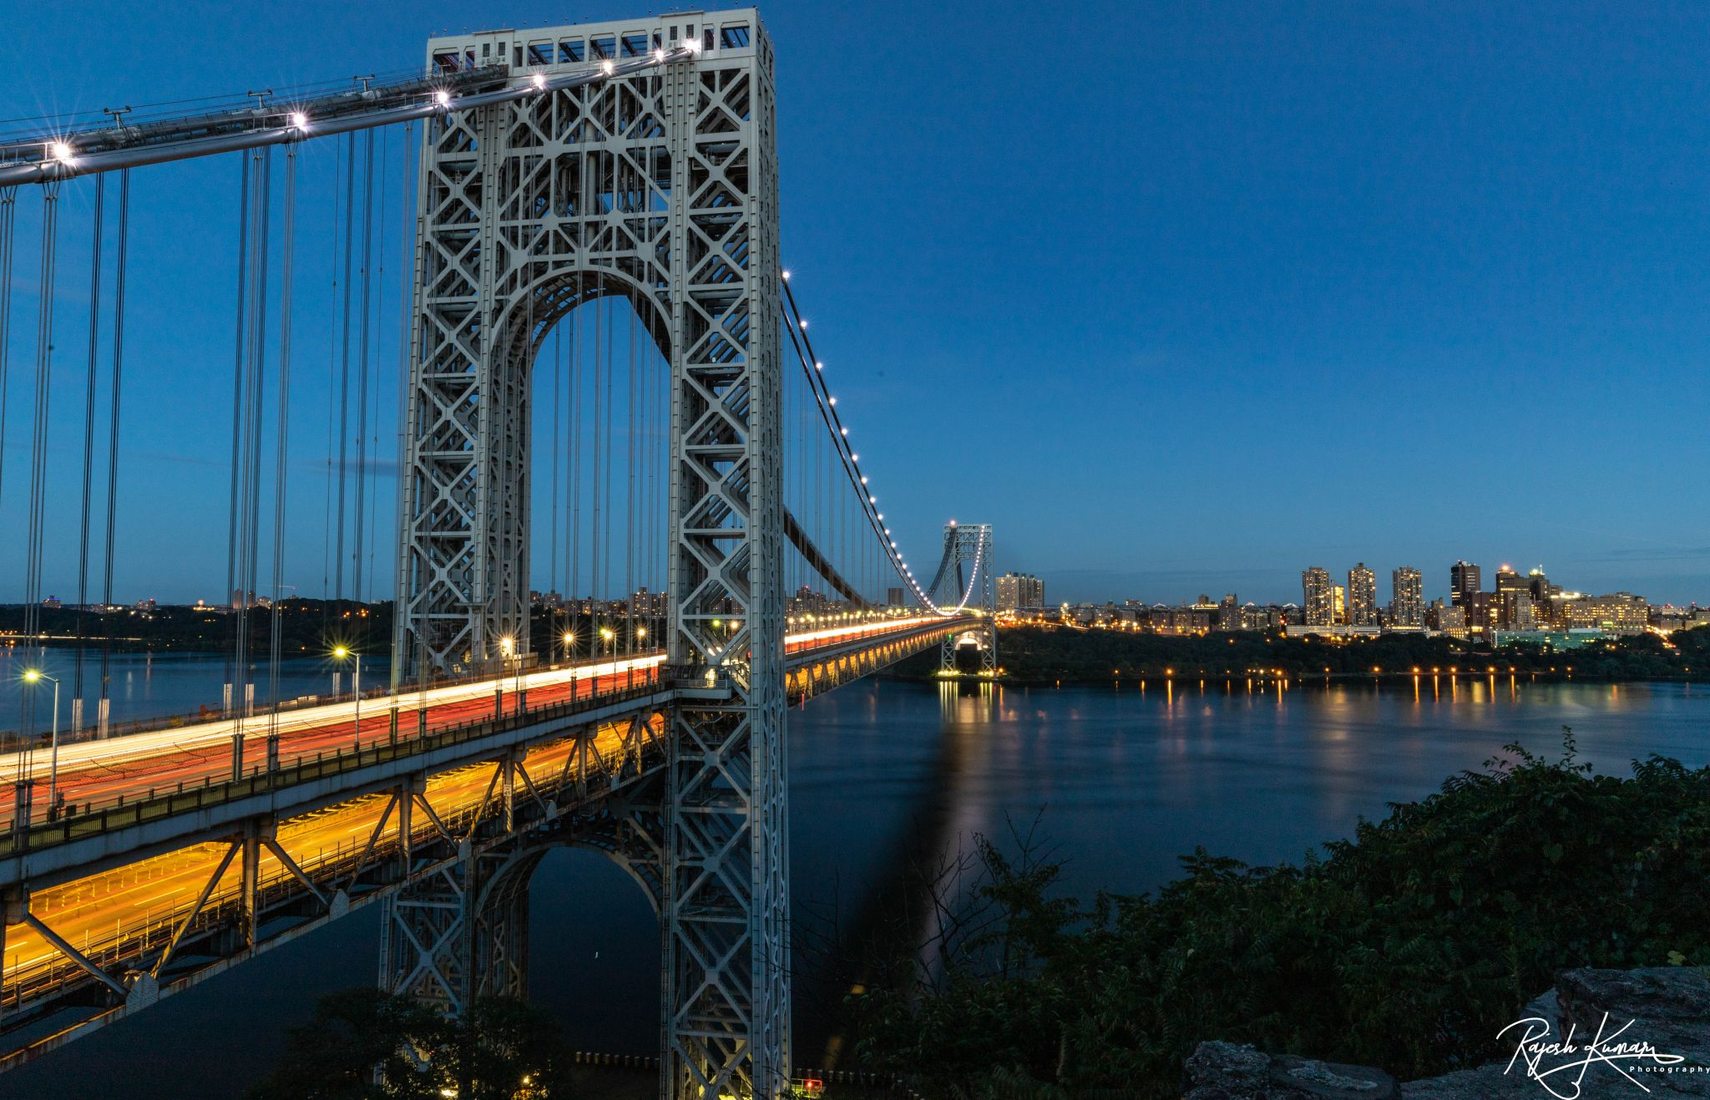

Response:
(898, 624), (1710, 683)
(853, 732), (1710, 1098)
(248, 990), (575, 1100)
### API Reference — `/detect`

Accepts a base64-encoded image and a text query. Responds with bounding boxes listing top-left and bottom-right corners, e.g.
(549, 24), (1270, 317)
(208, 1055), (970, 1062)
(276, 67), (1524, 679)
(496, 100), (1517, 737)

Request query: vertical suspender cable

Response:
(99, 170), (130, 734)
(224, 155), (252, 709)
(322, 136), (344, 614)
(334, 131), (355, 604)
(0, 188), (14, 516)
(591, 295), (604, 622)
(566, 309), (580, 650)
(234, 147), (270, 730)
(73, 175), (106, 727)
(627, 302), (637, 653)
(367, 127), (389, 610)
(395, 121), (416, 687)
(269, 145), (297, 743)
(21, 181), (61, 746)
(550, 325), (561, 634)
(352, 128), (375, 603)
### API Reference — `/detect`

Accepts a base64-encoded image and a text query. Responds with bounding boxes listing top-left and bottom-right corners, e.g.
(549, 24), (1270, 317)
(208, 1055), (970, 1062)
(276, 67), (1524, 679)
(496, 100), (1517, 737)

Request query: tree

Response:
(249, 991), (576, 1100)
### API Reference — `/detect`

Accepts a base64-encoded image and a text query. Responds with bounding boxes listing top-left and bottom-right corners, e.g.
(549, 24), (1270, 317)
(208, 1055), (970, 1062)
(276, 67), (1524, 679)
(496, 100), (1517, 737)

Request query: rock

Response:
(1184, 1040), (1400, 1099)
(1520, 987), (1560, 1031)
(1554, 966), (1710, 1095)
(1557, 966), (1710, 1066)
(1400, 1065), (1535, 1098)
(1184, 969), (1710, 1099)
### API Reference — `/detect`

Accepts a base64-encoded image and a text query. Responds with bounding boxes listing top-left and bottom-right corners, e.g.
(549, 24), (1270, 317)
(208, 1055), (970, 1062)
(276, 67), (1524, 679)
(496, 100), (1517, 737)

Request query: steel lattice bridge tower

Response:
(925, 522), (997, 674)
(394, 13), (788, 1094)
(0, 11), (998, 1098)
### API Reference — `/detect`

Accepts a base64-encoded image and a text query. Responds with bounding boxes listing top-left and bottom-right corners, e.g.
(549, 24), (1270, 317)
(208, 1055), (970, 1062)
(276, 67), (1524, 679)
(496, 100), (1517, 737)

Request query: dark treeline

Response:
(898, 623), (1710, 683)
(0, 599), (388, 657)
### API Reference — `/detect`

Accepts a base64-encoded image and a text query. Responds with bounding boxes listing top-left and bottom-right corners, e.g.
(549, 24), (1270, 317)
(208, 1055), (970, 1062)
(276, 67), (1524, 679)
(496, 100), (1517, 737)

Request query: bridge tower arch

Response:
(391, 12), (790, 1098)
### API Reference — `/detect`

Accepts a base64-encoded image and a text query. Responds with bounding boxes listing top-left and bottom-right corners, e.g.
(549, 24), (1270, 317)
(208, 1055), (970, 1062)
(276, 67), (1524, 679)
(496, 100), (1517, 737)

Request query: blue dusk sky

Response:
(0, 1), (1707, 607)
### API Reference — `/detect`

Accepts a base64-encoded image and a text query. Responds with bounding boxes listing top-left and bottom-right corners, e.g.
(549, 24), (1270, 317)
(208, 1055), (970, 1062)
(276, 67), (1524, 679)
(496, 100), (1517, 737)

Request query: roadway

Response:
(0, 615), (960, 1017)
(0, 615), (948, 831)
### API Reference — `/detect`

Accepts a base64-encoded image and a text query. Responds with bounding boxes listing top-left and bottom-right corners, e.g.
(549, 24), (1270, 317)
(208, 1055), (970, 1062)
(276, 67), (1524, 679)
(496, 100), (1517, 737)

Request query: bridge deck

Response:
(0, 615), (974, 1064)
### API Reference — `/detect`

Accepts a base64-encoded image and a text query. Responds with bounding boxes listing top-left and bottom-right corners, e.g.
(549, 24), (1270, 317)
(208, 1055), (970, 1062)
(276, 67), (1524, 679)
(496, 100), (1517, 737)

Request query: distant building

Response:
(995, 572), (1045, 614)
(886, 586), (905, 607)
(1494, 567), (1536, 631)
(1331, 584), (1347, 625)
(1217, 593), (1240, 632)
(1528, 568), (1562, 627)
(1450, 561), (1482, 610)
(1347, 563), (1377, 626)
(1428, 599), (1468, 636)
(41, 595), (61, 610)
(1558, 593), (1649, 635)
(1302, 567), (1334, 626)
(1390, 566), (1424, 627)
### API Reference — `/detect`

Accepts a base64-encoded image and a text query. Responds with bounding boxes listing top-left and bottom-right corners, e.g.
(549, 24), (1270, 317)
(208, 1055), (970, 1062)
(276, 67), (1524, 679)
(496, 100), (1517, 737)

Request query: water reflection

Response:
(3, 668), (1707, 1098)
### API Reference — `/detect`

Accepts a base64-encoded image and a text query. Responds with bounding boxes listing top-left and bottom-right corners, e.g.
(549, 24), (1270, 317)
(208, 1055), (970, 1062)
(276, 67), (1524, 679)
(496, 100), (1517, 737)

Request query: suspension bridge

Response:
(0, 11), (996, 1099)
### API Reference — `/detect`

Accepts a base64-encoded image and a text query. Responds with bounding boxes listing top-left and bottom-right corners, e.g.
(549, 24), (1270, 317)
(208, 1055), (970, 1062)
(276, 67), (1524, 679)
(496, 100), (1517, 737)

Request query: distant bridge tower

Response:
(389, 10), (789, 1098)
(926, 521), (996, 674)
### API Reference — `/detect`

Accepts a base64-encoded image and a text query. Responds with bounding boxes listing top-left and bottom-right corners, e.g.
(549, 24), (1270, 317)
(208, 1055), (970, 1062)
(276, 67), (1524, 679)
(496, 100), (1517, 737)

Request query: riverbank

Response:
(892, 622), (1710, 685)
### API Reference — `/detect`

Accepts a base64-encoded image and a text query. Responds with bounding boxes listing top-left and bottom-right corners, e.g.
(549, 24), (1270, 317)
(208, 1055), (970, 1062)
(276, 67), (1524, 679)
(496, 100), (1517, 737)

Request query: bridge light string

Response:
(778, 271), (946, 613)
(0, 45), (703, 187)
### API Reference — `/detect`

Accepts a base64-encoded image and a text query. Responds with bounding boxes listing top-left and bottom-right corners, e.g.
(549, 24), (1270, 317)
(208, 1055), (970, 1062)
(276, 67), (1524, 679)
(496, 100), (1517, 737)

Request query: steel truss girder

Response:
(394, 12), (786, 1093)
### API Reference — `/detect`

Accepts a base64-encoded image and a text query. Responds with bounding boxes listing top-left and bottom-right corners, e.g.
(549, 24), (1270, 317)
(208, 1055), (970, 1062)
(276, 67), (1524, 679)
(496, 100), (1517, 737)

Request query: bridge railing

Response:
(0, 647), (670, 751)
(0, 670), (674, 860)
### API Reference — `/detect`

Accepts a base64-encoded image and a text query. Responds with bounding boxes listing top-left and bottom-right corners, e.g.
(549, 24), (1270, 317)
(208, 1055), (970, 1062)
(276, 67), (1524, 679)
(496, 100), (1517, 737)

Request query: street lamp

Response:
(22, 669), (62, 818)
(332, 645), (361, 742)
(562, 631), (575, 662)
(600, 626), (616, 658)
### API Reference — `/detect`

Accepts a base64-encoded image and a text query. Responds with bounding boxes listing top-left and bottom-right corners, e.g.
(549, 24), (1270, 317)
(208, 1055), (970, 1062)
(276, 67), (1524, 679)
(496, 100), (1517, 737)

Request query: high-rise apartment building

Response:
(1494, 566), (1536, 630)
(1450, 560), (1482, 609)
(1302, 567), (1334, 626)
(1390, 566), (1424, 627)
(995, 572), (1045, 613)
(1347, 563), (1378, 626)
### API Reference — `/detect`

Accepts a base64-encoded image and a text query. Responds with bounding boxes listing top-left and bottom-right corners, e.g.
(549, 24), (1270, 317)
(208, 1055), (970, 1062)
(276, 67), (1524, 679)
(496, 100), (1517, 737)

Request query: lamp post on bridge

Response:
(333, 645), (361, 744)
(22, 669), (63, 820)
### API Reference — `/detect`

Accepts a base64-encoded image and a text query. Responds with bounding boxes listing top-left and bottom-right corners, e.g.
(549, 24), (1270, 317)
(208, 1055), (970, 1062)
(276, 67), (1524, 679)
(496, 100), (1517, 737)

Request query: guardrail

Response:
(0, 672), (671, 859)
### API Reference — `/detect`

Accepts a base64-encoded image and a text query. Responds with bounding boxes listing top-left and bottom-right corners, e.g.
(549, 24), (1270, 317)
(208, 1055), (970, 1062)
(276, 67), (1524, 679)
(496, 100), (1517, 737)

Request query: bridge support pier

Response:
(380, 845), (543, 1017)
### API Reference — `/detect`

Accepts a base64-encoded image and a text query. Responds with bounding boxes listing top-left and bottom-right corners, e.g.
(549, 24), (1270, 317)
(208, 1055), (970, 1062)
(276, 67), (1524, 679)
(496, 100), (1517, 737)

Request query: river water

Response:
(1, 658), (1705, 1099)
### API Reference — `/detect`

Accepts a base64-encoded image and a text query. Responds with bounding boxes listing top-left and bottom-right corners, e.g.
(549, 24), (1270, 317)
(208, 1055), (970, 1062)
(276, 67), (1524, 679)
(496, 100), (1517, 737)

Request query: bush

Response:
(853, 732), (1710, 1097)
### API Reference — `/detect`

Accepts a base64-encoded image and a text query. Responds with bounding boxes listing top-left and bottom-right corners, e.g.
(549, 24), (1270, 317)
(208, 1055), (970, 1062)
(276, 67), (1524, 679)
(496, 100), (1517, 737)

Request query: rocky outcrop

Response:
(1183, 1040), (1399, 1099)
(1184, 966), (1710, 1099)
(1556, 966), (1710, 1073)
